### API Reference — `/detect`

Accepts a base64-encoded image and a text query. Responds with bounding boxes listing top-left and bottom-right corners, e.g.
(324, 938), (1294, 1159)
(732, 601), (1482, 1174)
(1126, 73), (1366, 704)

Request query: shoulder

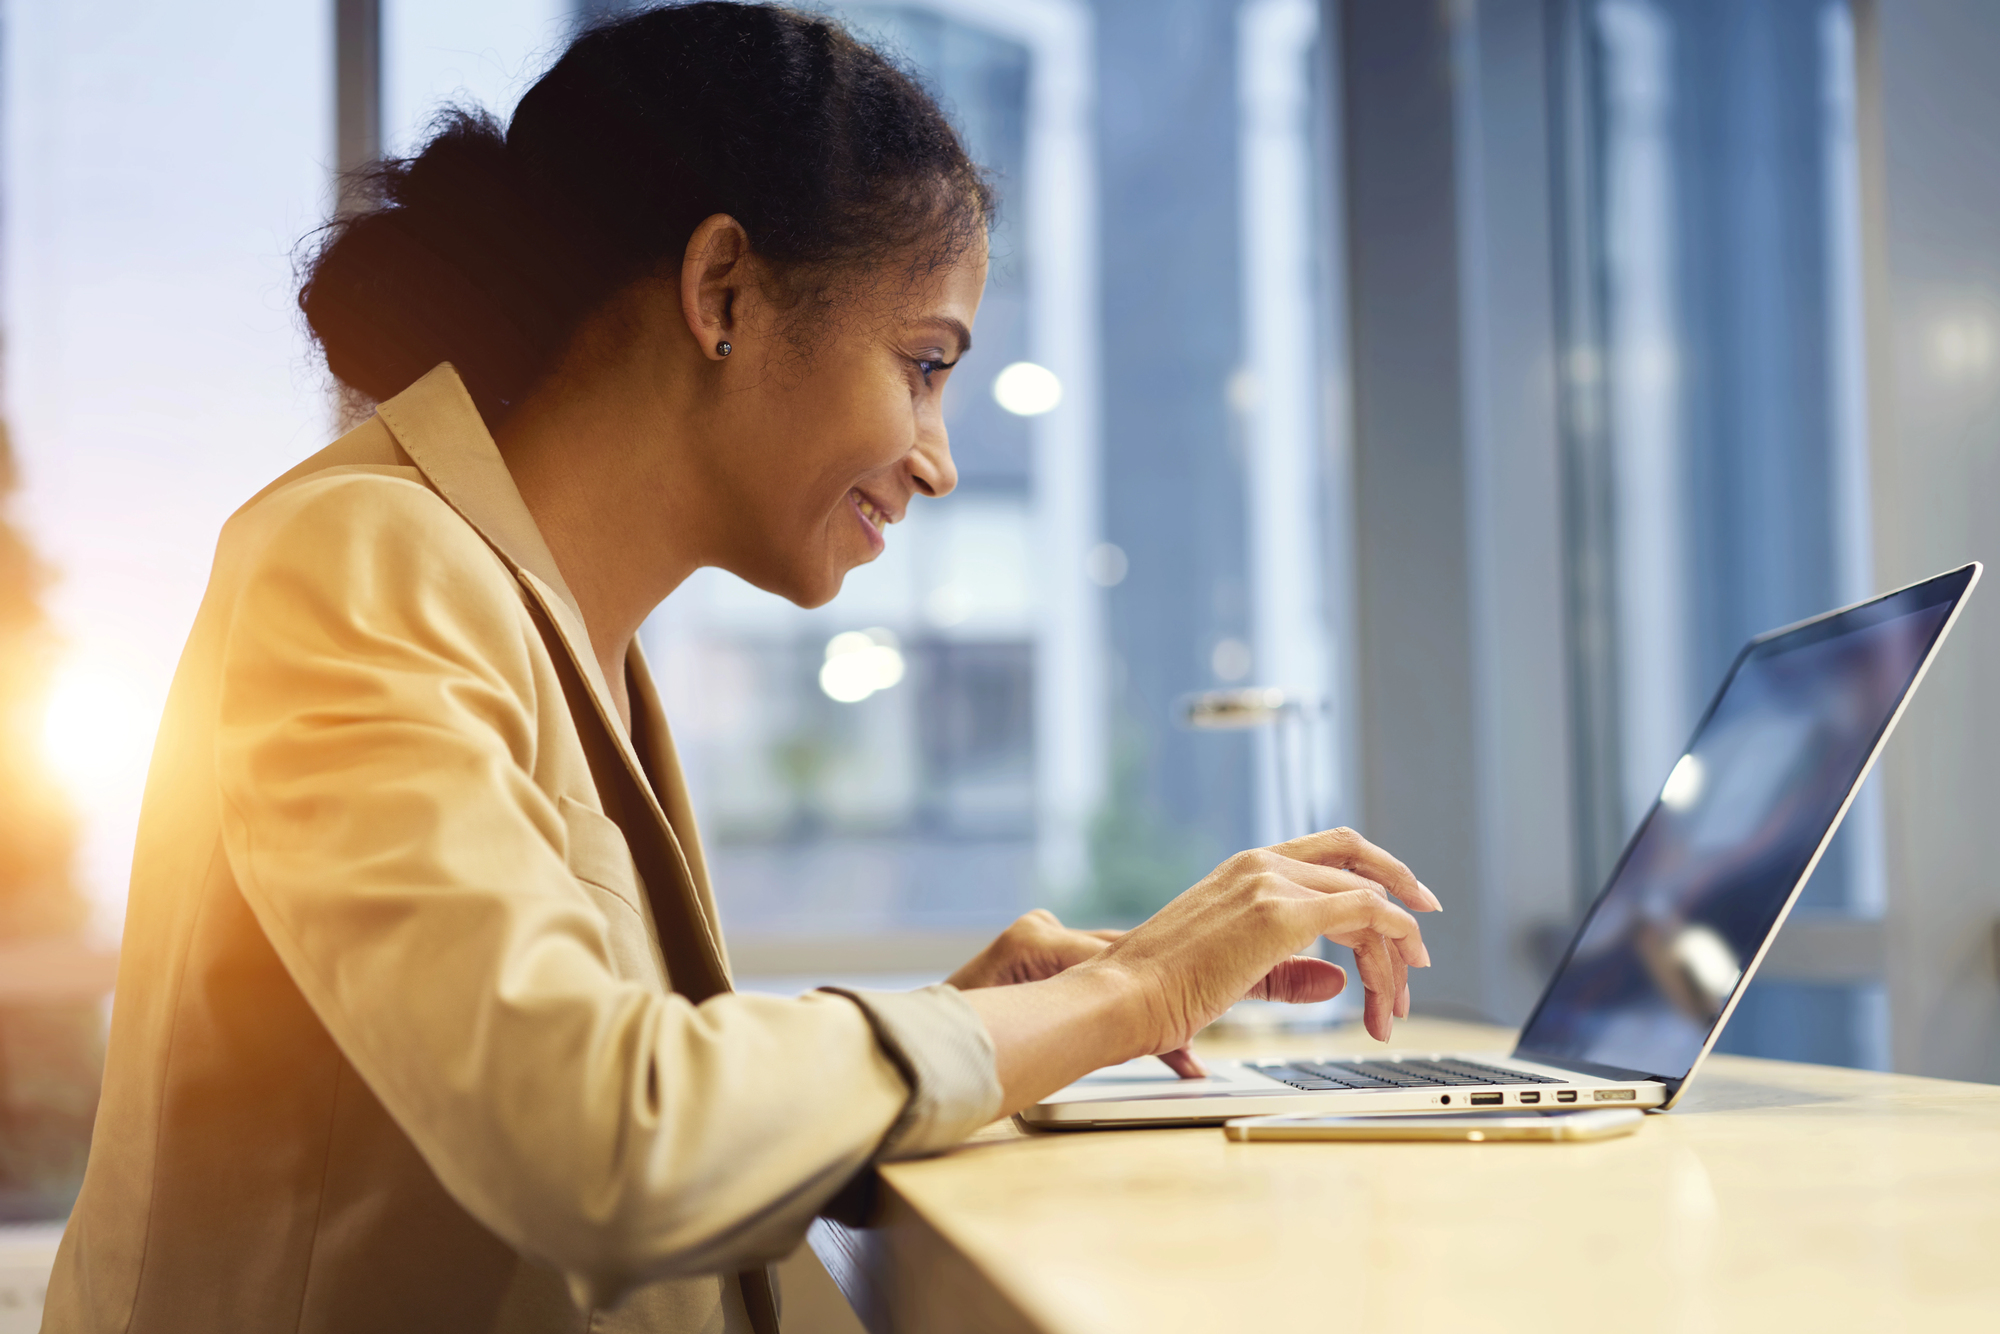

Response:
(217, 451), (532, 660)
(232, 462), (501, 574)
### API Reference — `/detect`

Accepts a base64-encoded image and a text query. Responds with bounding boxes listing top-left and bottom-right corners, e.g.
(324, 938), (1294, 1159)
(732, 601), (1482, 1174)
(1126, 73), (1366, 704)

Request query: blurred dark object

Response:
(1179, 687), (1331, 851)
(0, 420), (102, 1223)
(1523, 919), (1577, 978)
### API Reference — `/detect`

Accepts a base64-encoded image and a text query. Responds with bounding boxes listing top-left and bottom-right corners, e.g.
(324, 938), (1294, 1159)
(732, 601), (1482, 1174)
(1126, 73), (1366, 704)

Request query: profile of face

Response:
(659, 217), (988, 610)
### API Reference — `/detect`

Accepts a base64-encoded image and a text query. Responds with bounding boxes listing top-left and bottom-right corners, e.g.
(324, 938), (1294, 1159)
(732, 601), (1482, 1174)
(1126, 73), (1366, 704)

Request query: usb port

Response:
(1555, 1090), (1578, 1103)
(1470, 1092), (1503, 1106)
(1594, 1088), (1637, 1102)
(1518, 1091), (1541, 1105)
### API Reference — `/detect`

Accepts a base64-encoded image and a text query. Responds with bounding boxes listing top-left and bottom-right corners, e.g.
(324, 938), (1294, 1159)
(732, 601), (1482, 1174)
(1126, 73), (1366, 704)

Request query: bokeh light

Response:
(818, 628), (906, 704)
(40, 655), (160, 798)
(991, 361), (1064, 417)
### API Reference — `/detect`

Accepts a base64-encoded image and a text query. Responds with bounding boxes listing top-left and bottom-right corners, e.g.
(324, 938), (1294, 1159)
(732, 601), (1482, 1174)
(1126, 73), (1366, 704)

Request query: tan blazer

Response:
(43, 365), (1000, 1334)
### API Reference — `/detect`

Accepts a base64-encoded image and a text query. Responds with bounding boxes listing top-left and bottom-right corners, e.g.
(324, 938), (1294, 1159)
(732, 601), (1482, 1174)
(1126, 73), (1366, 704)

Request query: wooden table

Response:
(810, 1019), (2000, 1332)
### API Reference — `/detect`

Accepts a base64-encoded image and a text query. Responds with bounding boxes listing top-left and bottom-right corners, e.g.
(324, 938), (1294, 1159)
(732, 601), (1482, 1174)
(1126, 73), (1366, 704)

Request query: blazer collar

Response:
(374, 364), (588, 631)
(373, 365), (731, 982)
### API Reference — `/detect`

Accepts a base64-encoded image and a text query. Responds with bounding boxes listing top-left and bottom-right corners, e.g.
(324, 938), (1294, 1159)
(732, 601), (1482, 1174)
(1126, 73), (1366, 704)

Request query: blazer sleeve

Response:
(210, 474), (1001, 1305)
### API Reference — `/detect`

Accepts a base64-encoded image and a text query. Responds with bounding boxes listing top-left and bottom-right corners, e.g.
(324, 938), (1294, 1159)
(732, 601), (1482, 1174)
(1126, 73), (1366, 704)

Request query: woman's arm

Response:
(212, 476), (994, 1305)
(212, 473), (1439, 1303)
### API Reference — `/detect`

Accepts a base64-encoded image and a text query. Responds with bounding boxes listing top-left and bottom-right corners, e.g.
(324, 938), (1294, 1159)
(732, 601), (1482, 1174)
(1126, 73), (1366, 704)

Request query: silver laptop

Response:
(1024, 563), (1980, 1130)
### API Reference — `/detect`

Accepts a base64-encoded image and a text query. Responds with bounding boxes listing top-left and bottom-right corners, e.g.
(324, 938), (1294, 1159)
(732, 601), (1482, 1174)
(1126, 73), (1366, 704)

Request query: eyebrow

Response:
(927, 317), (973, 360)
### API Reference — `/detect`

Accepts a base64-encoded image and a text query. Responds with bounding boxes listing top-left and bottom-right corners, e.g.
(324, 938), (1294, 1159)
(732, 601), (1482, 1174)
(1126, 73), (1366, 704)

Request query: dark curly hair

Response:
(299, 1), (994, 427)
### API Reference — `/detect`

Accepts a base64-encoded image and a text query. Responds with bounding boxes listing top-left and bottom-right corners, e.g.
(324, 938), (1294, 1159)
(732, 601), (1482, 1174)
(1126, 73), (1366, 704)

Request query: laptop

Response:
(1023, 563), (1981, 1130)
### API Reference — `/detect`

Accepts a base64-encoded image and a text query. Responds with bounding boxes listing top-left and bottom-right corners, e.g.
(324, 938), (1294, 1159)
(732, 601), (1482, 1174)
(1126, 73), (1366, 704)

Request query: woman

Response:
(44, 5), (1437, 1332)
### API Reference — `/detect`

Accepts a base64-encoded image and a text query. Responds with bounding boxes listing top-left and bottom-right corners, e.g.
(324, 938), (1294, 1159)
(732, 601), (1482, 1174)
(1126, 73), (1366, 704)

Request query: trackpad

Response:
(1043, 1059), (1279, 1105)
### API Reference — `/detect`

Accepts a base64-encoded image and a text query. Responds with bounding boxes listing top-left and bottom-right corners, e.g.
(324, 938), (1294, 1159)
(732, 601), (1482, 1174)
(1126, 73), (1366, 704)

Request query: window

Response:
(381, 0), (568, 158)
(1, 0), (332, 1225)
(1554, 0), (1887, 1066)
(648, 8), (1052, 967)
(647, 2), (1348, 977)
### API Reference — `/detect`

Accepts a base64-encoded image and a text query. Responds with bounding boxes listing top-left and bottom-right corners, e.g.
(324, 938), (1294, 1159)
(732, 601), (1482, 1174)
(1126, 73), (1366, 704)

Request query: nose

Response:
(907, 420), (958, 499)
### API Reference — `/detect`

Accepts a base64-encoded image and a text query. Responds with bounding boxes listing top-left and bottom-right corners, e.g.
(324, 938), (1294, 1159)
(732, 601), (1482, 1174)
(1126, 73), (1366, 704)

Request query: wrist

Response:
(1058, 956), (1155, 1067)
(958, 955), (1158, 1115)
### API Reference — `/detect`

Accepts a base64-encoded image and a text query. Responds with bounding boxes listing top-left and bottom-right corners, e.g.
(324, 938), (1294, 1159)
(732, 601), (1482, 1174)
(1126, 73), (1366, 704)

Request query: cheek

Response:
(792, 371), (916, 500)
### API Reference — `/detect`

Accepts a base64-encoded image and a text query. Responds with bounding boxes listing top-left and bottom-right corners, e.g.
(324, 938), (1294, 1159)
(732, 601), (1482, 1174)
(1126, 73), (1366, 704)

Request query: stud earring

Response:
(716, 340), (732, 358)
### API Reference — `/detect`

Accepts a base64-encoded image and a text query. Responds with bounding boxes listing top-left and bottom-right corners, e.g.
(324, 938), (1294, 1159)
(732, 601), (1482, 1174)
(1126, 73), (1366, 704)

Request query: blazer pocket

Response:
(556, 795), (644, 916)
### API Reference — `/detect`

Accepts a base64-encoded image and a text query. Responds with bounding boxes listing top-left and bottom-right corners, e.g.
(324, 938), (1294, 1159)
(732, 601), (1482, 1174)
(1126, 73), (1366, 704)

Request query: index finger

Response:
(1269, 827), (1443, 913)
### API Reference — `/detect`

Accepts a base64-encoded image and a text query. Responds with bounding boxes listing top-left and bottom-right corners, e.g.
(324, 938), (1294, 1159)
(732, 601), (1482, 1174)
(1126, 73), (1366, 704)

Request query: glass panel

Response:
(648, 2), (1346, 960)
(1555, 0), (1886, 1065)
(2, 0), (331, 1223)
(382, 0), (569, 156)
(647, 9), (1045, 950)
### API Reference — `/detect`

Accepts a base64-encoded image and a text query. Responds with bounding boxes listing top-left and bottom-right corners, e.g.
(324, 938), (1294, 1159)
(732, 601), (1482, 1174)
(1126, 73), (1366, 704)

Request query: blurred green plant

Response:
(0, 420), (101, 1222)
(771, 726), (836, 840)
(1067, 720), (1219, 928)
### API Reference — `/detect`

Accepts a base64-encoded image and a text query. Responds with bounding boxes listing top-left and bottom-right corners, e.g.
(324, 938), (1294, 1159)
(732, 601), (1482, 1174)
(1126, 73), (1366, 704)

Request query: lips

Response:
(849, 487), (891, 552)
(851, 488), (889, 530)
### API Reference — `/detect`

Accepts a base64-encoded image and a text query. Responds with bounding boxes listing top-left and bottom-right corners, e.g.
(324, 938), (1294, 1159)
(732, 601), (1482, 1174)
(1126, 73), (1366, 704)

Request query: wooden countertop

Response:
(812, 1018), (2000, 1332)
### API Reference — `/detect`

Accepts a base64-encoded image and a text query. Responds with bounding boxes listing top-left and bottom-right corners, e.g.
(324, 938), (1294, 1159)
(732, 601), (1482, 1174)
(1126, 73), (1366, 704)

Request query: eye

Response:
(912, 355), (959, 388)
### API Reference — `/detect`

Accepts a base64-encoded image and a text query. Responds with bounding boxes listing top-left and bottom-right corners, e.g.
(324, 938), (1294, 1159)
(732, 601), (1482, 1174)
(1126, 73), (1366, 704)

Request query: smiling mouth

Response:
(850, 488), (890, 532)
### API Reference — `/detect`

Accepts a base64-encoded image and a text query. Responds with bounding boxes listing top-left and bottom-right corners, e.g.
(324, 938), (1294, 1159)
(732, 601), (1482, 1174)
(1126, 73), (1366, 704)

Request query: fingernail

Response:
(1189, 1055), (1210, 1077)
(1420, 882), (1443, 912)
(1419, 943), (1433, 968)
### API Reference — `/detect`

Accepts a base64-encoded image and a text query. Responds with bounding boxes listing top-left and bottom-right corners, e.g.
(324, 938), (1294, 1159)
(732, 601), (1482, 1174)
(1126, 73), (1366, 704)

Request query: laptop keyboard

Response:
(1250, 1058), (1563, 1091)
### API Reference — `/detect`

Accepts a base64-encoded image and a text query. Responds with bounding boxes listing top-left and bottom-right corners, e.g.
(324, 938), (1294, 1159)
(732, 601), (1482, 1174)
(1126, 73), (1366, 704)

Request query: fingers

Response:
(1287, 879), (1430, 969)
(947, 910), (1117, 989)
(1157, 1047), (1209, 1079)
(1354, 926), (1402, 1040)
(1046, 930), (1114, 971)
(1026, 911), (1116, 972)
(1033, 911), (1120, 952)
(1296, 891), (1410, 1041)
(1247, 955), (1346, 1004)
(1364, 980), (1393, 1040)
(1245, 858), (1431, 968)
(1256, 872), (1428, 1041)
(1270, 827), (1443, 914)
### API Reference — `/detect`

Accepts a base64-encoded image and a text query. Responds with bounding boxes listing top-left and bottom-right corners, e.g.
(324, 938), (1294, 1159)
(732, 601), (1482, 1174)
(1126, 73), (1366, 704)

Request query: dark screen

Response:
(1515, 570), (1970, 1081)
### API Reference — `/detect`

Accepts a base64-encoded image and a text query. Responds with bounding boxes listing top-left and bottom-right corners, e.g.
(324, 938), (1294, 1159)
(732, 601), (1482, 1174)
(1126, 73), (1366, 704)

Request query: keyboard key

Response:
(1295, 1062), (1396, 1087)
(1423, 1059), (1561, 1085)
(1343, 1062), (1464, 1086)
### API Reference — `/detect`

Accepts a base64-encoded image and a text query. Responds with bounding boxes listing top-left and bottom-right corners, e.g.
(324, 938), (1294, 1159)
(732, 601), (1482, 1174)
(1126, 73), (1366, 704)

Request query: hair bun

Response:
(299, 2), (993, 430)
(301, 110), (599, 424)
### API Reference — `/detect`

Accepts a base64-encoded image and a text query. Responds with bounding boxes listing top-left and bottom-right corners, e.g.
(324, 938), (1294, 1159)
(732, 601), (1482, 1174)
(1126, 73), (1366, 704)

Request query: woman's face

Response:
(701, 241), (987, 608)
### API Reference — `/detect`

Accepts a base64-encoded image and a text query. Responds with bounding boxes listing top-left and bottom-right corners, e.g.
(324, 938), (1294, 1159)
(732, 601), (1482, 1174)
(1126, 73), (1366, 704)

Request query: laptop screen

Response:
(1514, 566), (1975, 1082)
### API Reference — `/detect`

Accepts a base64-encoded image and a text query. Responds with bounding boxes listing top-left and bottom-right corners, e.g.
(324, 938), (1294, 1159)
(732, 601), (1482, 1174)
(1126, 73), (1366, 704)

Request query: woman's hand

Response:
(947, 910), (1209, 1077)
(958, 827), (1441, 1115)
(1091, 827), (1441, 1054)
(947, 909), (1119, 990)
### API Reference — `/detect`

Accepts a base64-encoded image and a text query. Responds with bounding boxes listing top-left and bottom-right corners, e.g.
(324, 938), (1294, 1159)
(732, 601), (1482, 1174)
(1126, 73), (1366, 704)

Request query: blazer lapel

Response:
(627, 639), (732, 985)
(372, 365), (731, 995)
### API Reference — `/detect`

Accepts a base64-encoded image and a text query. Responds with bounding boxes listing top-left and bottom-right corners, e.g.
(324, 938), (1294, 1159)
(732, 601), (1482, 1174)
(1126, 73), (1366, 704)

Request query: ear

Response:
(680, 213), (753, 360)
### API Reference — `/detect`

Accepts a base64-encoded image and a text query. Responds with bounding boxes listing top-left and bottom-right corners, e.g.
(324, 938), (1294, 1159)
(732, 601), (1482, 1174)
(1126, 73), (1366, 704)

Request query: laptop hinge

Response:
(1511, 1051), (1675, 1091)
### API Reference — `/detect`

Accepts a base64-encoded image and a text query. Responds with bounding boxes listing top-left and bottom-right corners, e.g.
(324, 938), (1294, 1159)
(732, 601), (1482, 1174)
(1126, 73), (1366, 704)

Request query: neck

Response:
(497, 366), (708, 731)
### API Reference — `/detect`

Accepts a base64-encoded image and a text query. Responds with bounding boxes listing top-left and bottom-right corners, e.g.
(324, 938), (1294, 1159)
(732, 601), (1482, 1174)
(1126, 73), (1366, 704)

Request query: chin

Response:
(747, 536), (872, 610)
(790, 583), (840, 611)
(772, 562), (850, 610)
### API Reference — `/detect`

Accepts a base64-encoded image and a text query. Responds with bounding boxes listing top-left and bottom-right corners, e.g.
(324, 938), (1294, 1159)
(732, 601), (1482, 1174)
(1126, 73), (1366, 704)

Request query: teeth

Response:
(853, 490), (885, 529)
